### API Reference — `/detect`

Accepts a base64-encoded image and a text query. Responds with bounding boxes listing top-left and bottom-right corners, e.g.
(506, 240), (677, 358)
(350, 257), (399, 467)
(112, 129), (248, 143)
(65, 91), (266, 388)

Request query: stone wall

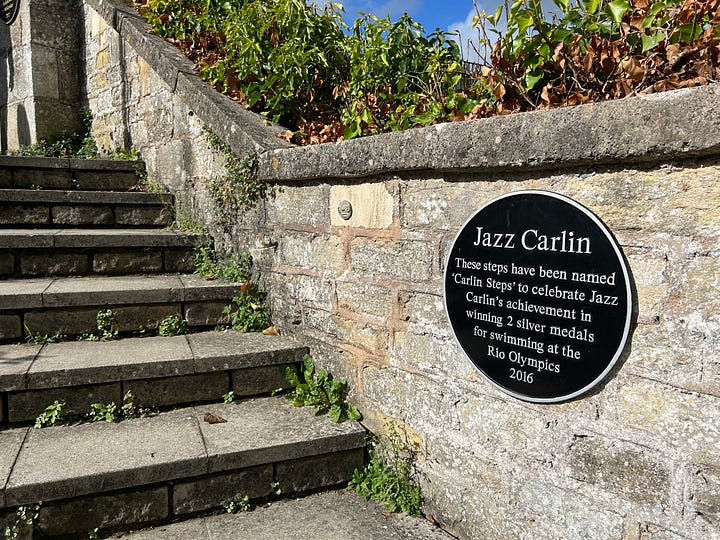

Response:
(77, 1), (720, 538)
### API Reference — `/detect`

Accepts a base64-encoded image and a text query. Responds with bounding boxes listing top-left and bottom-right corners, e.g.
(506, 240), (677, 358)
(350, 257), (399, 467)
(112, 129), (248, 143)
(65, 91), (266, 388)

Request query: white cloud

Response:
(447, 7), (483, 62)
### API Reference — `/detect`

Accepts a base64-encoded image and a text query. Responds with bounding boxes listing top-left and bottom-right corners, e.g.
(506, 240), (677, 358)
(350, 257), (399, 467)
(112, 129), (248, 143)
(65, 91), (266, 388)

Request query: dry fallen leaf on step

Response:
(203, 412), (227, 424)
(262, 326), (279, 335)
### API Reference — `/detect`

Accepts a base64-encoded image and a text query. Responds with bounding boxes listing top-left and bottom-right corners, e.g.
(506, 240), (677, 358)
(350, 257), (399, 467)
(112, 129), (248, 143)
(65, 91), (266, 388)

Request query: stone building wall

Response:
(78, 1), (720, 538)
(0, 0), (85, 151)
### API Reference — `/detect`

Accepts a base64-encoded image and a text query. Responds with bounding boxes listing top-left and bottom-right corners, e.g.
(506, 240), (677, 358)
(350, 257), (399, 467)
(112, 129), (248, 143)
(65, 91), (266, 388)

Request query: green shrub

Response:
(34, 400), (69, 428)
(158, 314), (189, 336)
(195, 243), (252, 283)
(222, 282), (272, 332)
(281, 354), (362, 423)
(135, 0), (719, 142)
(471, 0), (720, 112)
(13, 108), (98, 158)
(349, 424), (422, 516)
(134, 0), (463, 142)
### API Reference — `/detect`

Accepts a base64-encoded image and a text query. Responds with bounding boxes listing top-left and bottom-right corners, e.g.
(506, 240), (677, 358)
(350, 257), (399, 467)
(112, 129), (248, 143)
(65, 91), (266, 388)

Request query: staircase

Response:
(0, 157), (366, 538)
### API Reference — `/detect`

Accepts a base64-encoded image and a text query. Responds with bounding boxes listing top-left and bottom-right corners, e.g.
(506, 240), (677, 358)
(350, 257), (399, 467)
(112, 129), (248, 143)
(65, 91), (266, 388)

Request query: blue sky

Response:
(336, 0), (500, 59)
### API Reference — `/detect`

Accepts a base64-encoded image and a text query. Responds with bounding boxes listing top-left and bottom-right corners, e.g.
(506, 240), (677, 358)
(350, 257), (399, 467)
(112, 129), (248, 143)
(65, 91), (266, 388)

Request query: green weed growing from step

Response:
(222, 391), (236, 404)
(158, 314), (189, 337)
(172, 198), (207, 233)
(80, 309), (119, 341)
(88, 391), (152, 423)
(349, 423), (422, 516)
(270, 480), (282, 496)
(195, 244), (253, 283)
(12, 108), (97, 159)
(3, 503), (41, 539)
(222, 493), (251, 514)
(34, 400), (69, 428)
(206, 130), (273, 227)
(281, 354), (362, 423)
(222, 282), (272, 333)
(24, 324), (66, 345)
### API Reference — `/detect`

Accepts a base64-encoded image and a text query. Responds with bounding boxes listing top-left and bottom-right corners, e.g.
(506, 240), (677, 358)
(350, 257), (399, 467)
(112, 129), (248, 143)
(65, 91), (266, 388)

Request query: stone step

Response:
(0, 189), (171, 228)
(0, 156), (142, 191)
(0, 228), (201, 278)
(0, 274), (241, 342)
(0, 398), (366, 537)
(0, 330), (306, 424)
(114, 490), (453, 540)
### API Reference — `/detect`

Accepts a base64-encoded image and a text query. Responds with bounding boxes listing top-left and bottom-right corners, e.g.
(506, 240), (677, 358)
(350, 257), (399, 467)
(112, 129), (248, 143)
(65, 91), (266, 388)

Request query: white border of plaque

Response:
(444, 190), (634, 403)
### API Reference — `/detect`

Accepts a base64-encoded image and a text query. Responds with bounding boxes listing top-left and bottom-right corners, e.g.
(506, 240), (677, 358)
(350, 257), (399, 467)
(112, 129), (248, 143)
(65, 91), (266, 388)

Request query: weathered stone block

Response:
(0, 205), (49, 225)
(232, 365), (291, 397)
(37, 487), (168, 537)
(73, 171), (138, 191)
(0, 254), (15, 275)
(401, 179), (499, 231)
(281, 233), (345, 276)
(400, 291), (447, 338)
(567, 435), (671, 506)
(336, 280), (392, 320)
(184, 301), (229, 326)
(270, 273), (333, 311)
(0, 315), (23, 340)
(24, 308), (99, 336)
(267, 184), (330, 229)
(350, 237), (434, 282)
(173, 466), (272, 514)
(51, 205), (113, 225)
(7, 383), (122, 422)
(13, 170), (75, 190)
(276, 448), (364, 494)
(606, 376), (720, 456)
(0, 170), (12, 187)
(125, 372), (228, 408)
(688, 463), (720, 528)
(164, 248), (196, 273)
(92, 250), (163, 274)
(20, 253), (89, 277)
(112, 304), (183, 332)
(115, 206), (171, 226)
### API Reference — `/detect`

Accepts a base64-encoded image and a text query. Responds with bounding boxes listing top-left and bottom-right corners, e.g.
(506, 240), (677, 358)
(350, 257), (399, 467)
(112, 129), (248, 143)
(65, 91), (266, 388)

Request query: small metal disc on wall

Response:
(444, 190), (634, 403)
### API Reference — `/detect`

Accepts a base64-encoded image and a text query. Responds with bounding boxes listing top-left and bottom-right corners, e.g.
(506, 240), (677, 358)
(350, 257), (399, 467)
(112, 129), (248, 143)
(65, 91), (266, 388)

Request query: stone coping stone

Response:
(0, 189), (171, 205)
(0, 156), (142, 172)
(2, 398), (365, 507)
(0, 229), (201, 249)
(258, 83), (720, 181)
(0, 275), (241, 310)
(116, 489), (454, 540)
(0, 331), (306, 391)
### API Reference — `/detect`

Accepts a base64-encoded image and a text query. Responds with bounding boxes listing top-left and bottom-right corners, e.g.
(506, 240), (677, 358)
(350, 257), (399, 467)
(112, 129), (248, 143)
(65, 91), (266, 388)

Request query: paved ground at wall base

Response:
(114, 489), (455, 540)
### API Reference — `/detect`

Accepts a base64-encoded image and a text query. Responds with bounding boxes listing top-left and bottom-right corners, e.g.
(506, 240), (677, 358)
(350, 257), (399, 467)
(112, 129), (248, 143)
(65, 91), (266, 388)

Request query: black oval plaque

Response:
(1, 0), (20, 25)
(444, 191), (633, 403)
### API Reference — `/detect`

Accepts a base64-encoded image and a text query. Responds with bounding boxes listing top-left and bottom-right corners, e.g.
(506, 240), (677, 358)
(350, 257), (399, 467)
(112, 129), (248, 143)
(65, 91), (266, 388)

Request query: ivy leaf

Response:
(523, 68), (545, 90)
(641, 31), (663, 52)
(605, 0), (630, 24)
